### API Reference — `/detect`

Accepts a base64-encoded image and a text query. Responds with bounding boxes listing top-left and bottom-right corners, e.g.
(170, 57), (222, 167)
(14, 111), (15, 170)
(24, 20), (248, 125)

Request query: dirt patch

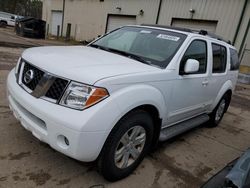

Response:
(0, 176), (8, 181)
(8, 152), (31, 160)
(194, 163), (213, 177)
(12, 175), (26, 181)
(150, 153), (205, 187)
(220, 124), (242, 135)
(151, 169), (163, 188)
(0, 155), (7, 160)
(26, 170), (51, 186)
(57, 178), (71, 185)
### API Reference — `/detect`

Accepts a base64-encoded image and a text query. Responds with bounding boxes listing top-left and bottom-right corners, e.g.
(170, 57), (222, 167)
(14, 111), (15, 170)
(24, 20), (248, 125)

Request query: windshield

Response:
(90, 26), (187, 68)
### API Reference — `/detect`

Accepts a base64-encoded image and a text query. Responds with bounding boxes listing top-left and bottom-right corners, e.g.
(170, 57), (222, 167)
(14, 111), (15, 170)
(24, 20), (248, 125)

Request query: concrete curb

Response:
(0, 41), (39, 48)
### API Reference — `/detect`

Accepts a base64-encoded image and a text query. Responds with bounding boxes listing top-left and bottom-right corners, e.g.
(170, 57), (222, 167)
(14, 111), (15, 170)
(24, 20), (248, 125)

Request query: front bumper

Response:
(7, 69), (118, 162)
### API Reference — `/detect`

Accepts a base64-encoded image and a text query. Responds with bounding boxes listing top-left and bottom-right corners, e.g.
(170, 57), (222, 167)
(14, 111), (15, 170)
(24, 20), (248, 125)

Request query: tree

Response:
(0, 0), (43, 19)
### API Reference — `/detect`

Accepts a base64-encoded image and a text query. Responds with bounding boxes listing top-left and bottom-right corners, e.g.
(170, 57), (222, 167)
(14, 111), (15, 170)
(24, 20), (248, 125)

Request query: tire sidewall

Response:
(209, 94), (229, 126)
(99, 110), (154, 181)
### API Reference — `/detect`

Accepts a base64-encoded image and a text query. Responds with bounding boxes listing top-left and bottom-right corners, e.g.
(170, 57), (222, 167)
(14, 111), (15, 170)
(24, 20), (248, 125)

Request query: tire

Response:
(98, 110), (154, 181)
(0, 21), (7, 28)
(207, 93), (230, 127)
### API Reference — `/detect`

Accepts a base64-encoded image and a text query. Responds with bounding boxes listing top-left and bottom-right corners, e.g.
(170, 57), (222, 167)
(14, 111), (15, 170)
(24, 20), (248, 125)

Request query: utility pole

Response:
(61, 0), (65, 37)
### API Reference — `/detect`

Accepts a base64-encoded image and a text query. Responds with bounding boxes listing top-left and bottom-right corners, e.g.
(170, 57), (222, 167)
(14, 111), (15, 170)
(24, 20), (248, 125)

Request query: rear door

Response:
(167, 38), (213, 125)
(208, 42), (230, 104)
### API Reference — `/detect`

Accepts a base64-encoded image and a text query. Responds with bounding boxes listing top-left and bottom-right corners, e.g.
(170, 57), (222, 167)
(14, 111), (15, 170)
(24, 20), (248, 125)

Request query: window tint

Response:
(180, 40), (207, 74)
(212, 44), (227, 73)
(230, 48), (240, 70)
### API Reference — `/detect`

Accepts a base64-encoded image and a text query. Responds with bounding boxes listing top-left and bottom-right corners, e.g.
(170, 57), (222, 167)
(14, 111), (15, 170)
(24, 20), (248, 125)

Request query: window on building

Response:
(180, 40), (207, 74)
(212, 43), (227, 73)
(230, 48), (240, 70)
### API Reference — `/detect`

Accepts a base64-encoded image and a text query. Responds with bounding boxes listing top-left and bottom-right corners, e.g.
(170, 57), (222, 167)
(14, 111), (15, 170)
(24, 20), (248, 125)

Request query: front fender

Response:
(210, 80), (233, 111)
(78, 84), (166, 132)
(112, 84), (166, 121)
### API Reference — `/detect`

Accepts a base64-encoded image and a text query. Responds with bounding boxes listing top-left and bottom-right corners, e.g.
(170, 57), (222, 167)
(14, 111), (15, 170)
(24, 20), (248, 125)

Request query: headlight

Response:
(59, 81), (109, 110)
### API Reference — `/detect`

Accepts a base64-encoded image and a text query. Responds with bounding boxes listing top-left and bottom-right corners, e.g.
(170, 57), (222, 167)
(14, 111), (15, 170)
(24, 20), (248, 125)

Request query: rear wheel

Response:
(207, 94), (230, 127)
(98, 110), (154, 181)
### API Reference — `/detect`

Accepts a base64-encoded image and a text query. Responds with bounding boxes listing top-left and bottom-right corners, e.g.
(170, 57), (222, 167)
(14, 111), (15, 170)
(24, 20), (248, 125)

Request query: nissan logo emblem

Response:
(24, 69), (34, 84)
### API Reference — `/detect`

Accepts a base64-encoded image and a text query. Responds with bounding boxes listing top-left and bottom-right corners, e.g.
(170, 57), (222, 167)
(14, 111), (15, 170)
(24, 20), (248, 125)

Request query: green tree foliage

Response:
(0, 0), (42, 19)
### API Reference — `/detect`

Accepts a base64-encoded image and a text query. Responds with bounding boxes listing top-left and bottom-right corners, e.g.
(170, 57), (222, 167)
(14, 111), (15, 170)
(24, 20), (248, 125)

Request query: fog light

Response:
(57, 135), (70, 149)
(64, 137), (69, 146)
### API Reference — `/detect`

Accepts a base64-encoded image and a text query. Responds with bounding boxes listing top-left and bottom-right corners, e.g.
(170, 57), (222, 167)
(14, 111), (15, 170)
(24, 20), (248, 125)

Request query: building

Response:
(42, 0), (250, 70)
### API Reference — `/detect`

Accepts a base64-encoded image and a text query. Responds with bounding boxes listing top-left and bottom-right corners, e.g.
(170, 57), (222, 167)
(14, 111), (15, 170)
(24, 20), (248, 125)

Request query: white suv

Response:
(7, 25), (240, 181)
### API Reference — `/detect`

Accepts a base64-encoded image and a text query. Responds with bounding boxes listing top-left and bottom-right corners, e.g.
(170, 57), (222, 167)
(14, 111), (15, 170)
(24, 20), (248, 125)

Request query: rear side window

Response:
(180, 40), (207, 74)
(230, 48), (240, 70)
(212, 43), (227, 73)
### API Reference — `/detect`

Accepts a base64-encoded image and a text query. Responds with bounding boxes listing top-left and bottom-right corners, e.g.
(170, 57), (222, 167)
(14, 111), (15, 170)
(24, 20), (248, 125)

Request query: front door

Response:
(167, 39), (212, 125)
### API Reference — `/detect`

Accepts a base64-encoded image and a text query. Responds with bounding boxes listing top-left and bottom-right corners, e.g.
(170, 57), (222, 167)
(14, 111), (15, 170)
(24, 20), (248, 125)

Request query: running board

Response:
(159, 114), (209, 142)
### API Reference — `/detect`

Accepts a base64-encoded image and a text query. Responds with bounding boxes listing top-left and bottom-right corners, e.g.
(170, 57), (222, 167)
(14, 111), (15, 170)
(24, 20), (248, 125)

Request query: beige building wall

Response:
(43, 0), (160, 41)
(42, 0), (250, 68)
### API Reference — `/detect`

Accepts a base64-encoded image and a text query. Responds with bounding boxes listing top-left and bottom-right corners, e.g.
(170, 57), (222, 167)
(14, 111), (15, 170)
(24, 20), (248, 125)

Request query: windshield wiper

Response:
(105, 48), (152, 65)
(89, 44), (112, 52)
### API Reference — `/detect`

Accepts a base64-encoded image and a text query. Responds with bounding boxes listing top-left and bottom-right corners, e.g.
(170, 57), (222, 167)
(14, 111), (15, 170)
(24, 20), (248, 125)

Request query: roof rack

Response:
(198, 30), (231, 44)
(140, 24), (231, 44)
(141, 24), (193, 33)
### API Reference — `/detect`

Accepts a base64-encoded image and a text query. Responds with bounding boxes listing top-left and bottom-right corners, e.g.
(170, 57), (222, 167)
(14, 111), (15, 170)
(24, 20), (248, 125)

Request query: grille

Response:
(19, 61), (69, 102)
(45, 78), (68, 100)
(21, 62), (44, 90)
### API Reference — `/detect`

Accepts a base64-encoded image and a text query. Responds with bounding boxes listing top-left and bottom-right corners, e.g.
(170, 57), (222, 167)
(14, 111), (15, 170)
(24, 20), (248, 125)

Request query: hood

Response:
(22, 46), (158, 85)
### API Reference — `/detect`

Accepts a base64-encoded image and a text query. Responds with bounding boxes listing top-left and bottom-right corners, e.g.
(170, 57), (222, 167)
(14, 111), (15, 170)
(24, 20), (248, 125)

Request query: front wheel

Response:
(0, 21), (7, 28)
(98, 110), (154, 181)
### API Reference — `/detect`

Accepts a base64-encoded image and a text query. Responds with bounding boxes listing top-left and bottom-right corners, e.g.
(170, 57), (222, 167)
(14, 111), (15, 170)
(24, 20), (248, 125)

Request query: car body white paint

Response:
(0, 12), (17, 26)
(7, 25), (239, 162)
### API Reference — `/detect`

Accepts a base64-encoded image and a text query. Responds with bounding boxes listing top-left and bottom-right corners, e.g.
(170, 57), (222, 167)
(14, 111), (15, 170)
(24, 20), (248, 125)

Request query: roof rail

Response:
(140, 24), (193, 33)
(198, 30), (231, 44)
(140, 24), (231, 44)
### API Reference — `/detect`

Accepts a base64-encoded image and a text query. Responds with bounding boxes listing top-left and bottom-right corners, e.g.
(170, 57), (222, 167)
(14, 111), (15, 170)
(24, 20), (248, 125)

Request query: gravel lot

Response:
(0, 45), (250, 188)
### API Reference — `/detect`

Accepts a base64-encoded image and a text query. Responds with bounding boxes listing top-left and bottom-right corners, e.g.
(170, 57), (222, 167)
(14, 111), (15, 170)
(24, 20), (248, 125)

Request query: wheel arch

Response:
(0, 20), (7, 24)
(210, 80), (233, 112)
(97, 103), (163, 162)
(123, 104), (162, 150)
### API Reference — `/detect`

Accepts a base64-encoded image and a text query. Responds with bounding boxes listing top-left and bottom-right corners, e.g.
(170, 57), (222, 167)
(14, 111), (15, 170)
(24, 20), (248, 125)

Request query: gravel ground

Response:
(0, 46), (250, 188)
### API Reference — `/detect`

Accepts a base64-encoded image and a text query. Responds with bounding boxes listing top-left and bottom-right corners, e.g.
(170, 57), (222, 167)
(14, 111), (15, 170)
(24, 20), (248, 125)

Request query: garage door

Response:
(172, 18), (217, 33)
(51, 11), (62, 36)
(106, 15), (136, 33)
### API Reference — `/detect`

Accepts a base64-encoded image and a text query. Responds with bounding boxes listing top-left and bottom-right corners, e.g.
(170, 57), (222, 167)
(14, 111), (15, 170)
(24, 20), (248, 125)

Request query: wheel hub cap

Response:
(114, 126), (146, 169)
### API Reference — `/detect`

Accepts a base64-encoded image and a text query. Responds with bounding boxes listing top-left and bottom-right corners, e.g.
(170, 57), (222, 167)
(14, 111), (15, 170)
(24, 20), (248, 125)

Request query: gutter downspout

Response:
(61, 0), (65, 37)
(156, 0), (162, 24)
(232, 0), (248, 45)
(239, 18), (250, 57)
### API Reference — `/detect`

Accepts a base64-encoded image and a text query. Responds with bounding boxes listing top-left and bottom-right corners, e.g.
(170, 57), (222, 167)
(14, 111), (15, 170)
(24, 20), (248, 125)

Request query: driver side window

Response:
(179, 40), (207, 74)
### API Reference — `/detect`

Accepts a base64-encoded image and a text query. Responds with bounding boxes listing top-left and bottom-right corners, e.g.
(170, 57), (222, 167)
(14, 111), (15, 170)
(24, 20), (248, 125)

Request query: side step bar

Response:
(159, 114), (209, 142)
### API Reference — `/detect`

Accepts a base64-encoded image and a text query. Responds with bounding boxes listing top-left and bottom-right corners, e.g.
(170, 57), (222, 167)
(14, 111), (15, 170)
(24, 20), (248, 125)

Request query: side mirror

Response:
(184, 59), (199, 74)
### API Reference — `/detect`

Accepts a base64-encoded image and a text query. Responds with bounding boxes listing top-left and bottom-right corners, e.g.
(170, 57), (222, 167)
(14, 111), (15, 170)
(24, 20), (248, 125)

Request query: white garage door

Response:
(172, 18), (217, 33)
(51, 11), (63, 36)
(106, 15), (136, 33)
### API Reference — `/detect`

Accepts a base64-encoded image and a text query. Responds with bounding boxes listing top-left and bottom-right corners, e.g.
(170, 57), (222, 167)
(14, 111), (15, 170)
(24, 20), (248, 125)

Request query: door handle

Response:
(202, 80), (209, 86)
